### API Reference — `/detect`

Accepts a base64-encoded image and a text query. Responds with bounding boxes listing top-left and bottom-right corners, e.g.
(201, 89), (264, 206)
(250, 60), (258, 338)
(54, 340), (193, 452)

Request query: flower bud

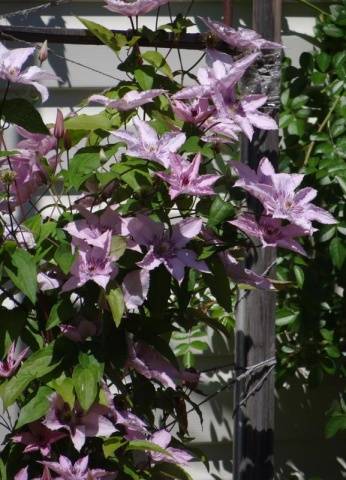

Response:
(63, 129), (72, 151)
(38, 40), (49, 64)
(54, 109), (65, 140)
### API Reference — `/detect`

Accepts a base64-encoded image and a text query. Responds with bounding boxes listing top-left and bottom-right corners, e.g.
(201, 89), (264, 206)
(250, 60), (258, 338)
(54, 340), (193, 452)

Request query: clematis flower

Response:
(89, 89), (165, 111)
(114, 409), (148, 440)
(171, 97), (215, 125)
(112, 118), (186, 168)
(37, 270), (62, 291)
(122, 269), (150, 310)
(42, 455), (116, 480)
(60, 319), (97, 342)
(0, 44), (59, 102)
(16, 126), (57, 158)
(4, 225), (36, 249)
(104, 0), (169, 16)
(43, 394), (116, 452)
(201, 17), (283, 51)
(126, 340), (200, 390)
(231, 158), (336, 233)
(156, 153), (220, 200)
(128, 215), (210, 283)
(214, 94), (278, 141)
(0, 341), (29, 378)
(12, 421), (66, 457)
(201, 116), (241, 143)
(150, 430), (193, 465)
(230, 214), (308, 256)
(14, 467), (28, 480)
(202, 228), (272, 290)
(172, 49), (259, 104)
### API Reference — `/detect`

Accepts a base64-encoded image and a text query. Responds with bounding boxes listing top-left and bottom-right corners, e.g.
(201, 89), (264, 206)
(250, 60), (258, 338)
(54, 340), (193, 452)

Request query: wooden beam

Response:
(233, 1), (282, 479)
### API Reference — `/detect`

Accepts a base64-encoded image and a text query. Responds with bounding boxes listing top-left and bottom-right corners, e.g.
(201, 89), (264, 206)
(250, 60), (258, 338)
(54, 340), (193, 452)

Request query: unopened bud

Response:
(38, 40), (49, 64)
(54, 109), (65, 139)
(63, 129), (72, 151)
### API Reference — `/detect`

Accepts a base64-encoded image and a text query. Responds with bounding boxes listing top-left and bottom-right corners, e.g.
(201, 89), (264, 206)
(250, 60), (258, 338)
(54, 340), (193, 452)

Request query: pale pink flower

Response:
(128, 215), (210, 284)
(43, 394), (116, 452)
(201, 17), (282, 51)
(104, 0), (169, 16)
(14, 467), (28, 480)
(156, 153), (220, 200)
(231, 158), (336, 233)
(54, 109), (65, 139)
(126, 340), (200, 390)
(0, 341), (29, 378)
(60, 319), (97, 342)
(89, 89), (165, 111)
(16, 126), (57, 158)
(12, 421), (66, 457)
(112, 118), (186, 168)
(0, 44), (59, 102)
(150, 430), (193, 465)
(122, 269), (150, 310)
(171, 97), (215, 125)
(230, 214), (308, 256)
(42, 455), (116, 480)
(113, 409), (148, 440)
(37, 270), (61, 291)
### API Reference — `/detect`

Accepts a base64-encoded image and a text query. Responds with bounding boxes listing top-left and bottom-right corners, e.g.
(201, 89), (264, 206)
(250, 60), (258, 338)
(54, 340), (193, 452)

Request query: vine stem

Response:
(296, 0), (331, 17)
(304, 94), (341, 166)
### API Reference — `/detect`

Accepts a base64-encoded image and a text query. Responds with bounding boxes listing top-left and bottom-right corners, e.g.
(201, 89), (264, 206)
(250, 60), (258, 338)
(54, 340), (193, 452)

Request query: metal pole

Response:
(233, 1), (282, 479)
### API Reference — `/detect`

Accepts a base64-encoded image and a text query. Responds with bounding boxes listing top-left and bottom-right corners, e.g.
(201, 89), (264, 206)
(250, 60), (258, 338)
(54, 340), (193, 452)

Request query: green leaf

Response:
(291, 95), (309, 110)
(326, 413), (346, 438)
(6, 249), (37, 304)
(54, 243), (75, 275)
(79, 17), (127, 52)
(107, 287), (125, 327)
(2, 99), (49, 134)
(49, 376), (75, 409)
(20, 345), (57, 378)
(103, 436), (127, 458)
(329, 237), (346, 269)
(73, 362), (100, 411)
(16, 386), (52, 429)
(323, 24), (344, 38)
(65, 113), (113, 131)
(276, 308), (298, 327)
(127, 440), (172, 455)
(142, 51), (173, 80)
(110, 236), (127, 260)
(152, 463), (193, 480)
(46, 301), (63, 330)
(0, 373), (33, 408)
(204, 257), (232, 312)
(293, 265), (305, 288)
(207, 196), (234, 227)
(316, 52), (331, 72)
(134, 66), (154, 90)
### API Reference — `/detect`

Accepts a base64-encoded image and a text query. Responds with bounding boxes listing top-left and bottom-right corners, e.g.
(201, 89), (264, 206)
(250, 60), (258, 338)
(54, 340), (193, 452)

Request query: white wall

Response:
(0, 1), (345, 479)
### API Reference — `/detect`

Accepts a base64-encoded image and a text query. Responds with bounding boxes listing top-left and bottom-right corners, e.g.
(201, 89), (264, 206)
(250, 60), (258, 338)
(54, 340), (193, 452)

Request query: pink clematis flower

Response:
(126, 340), (200, 390)
(172, 49), (259, 104)
(15, 466), (53, 480)
(104, 0), (169, 16)
(231, 158), (336, 233)
(89, 89), (165, 111)
(156, 153), (220, 200)
(230, 214), (308, 256)
(150, 430), (193, 465)
(43, 394), (116, 452)
(0, 341), (29, 378)
(16, 127), (57, 158)
(171, 98), (215, 125)
(114, 408), (148, 440)
(37, 270), (62, 291)
(12, 421), (66, 457)
(214, 94), (278, 141)
(112, 118), (186, 168)
(62, 233), (118, 292)
(0, 44), (59, 102)
(201, 17), (283, 51)
(14, 467), (29, 480)
(122, 269), (150, 310)
(64, 206), (127, 250)
(128, 215), (210, 283)
(60, 319), (98, 342)
(201, 116), (241, 143)
(42, 455), (116, 480)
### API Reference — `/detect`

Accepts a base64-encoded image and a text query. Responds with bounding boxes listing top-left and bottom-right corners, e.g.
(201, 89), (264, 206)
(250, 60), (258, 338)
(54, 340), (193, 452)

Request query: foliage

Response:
(278, 0), (346, 438)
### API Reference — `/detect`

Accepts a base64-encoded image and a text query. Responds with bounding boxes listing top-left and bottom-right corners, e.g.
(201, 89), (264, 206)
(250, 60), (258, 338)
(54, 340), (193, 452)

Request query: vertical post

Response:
(233, 1), (282, 479)
(223, 0), (234, 26)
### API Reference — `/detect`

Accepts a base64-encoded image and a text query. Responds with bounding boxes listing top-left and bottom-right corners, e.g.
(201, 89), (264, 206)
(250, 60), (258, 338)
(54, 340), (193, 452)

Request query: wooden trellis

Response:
(0, 1), (282, 478)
